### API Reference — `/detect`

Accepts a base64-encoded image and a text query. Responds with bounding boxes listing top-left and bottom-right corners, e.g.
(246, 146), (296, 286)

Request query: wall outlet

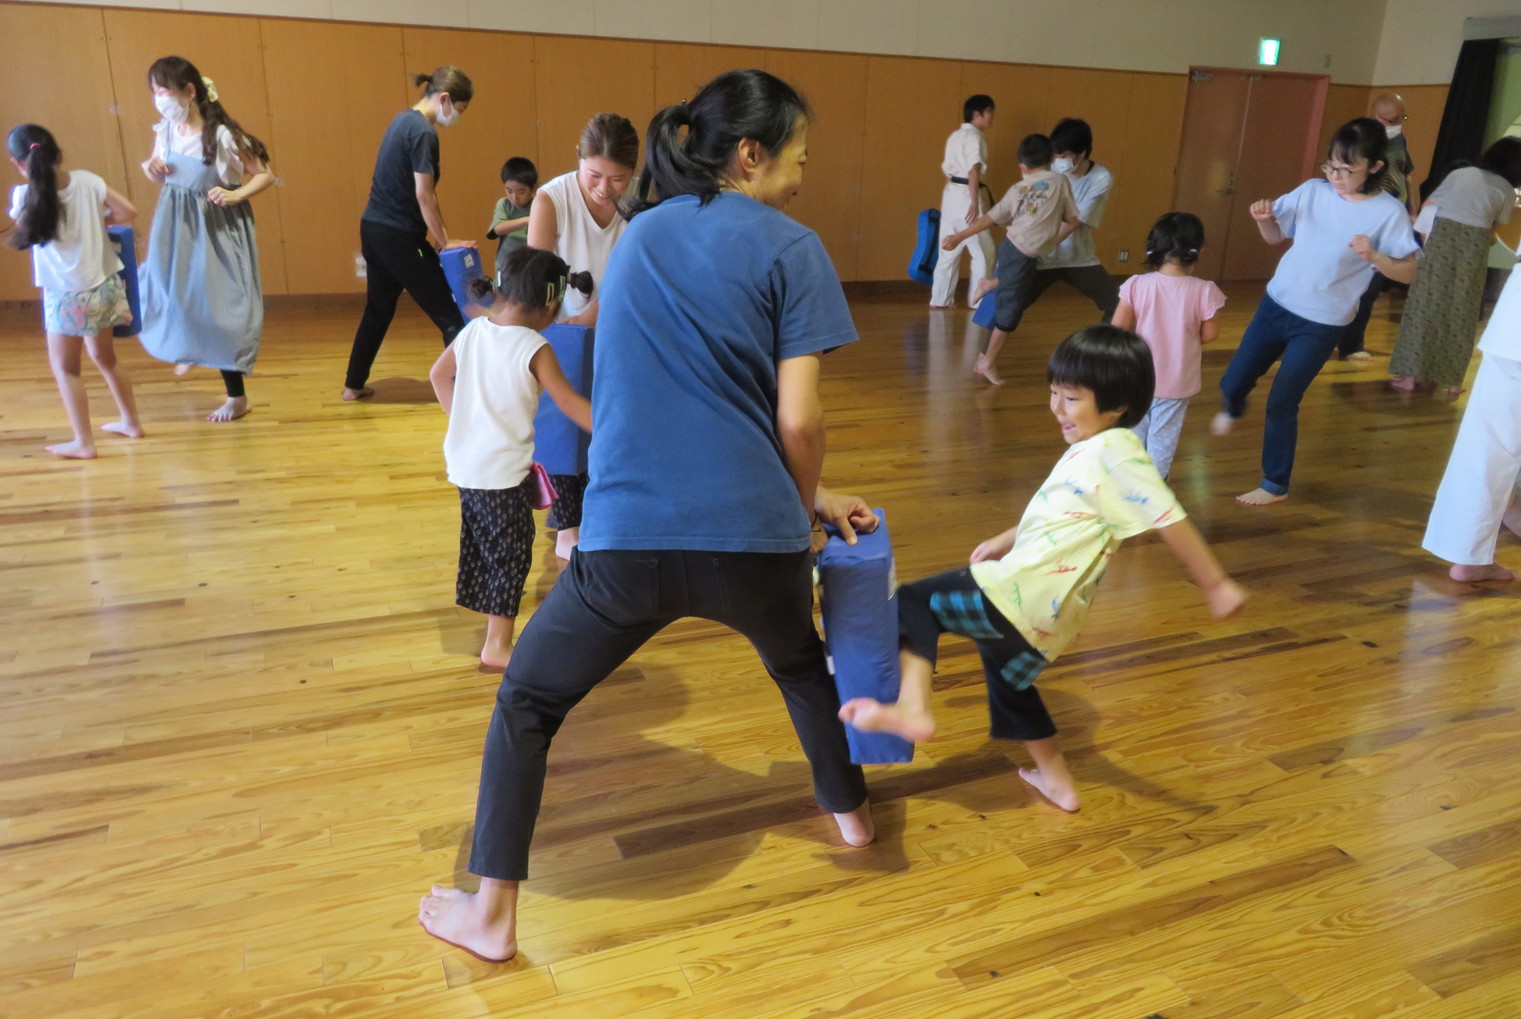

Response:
(353, 255), (366, 279)
(1118, 249), (1130, 262)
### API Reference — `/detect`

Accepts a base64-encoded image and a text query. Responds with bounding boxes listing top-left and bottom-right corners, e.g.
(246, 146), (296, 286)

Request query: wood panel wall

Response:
(0, 2), (1451, 304)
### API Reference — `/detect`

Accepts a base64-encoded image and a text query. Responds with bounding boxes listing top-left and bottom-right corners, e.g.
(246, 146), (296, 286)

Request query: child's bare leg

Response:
(1018, 735), (1080, 812)
(44, 332), (96, 459)
(84, 333), (145, 438)
(838, 648), (936, 742)
(975, 330), (1007, 386)
(481, 615), (515, 669)
(418, 876), (519, 962)
(554, 526), (579, 561)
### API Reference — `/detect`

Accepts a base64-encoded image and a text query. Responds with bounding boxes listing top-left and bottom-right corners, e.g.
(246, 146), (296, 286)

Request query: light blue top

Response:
(578, 192), (858, 553)
(1265, 178), (1420, 326)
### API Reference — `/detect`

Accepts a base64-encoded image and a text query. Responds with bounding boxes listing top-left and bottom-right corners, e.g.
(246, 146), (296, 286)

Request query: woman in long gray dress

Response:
(138, 55), (274, 422)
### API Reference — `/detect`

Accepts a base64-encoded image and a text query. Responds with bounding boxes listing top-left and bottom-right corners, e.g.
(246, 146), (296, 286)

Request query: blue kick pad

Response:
(107, 225), (141, 338)
(440, 246), (486, 317)
(817, 510), (913, 764)
(532, 323), (593, 475)
(971, 279), (997, 329)
(908, 208), (940, 285)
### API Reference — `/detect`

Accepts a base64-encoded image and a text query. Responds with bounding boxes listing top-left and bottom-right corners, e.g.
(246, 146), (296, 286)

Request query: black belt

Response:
(949, 176), (970, 184)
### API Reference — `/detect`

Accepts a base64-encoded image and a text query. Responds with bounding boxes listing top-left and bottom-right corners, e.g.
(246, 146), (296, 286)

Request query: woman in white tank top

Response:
(525, 113), (639, 558)
(526, 113), (639, 326)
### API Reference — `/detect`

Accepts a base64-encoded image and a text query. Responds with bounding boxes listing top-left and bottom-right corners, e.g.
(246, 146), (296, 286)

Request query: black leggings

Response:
(220, 370), (245, 398)
(344, 219), (466, 390)
(468, 548), (868, 880)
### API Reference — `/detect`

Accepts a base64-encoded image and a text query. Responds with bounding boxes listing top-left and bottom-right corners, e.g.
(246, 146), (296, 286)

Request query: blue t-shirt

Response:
(1265, 178), (1419, 326)
(362, 110), (440, 235)
(578, 192), (858, 553)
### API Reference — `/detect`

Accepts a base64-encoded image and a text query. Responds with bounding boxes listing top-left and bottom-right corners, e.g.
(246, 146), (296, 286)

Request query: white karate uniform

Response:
(931, 123), (995, 307)
(1422, 268), (1521, 566)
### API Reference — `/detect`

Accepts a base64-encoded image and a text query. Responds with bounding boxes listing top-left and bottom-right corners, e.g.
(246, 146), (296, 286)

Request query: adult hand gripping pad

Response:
(817, 510), (914, 764)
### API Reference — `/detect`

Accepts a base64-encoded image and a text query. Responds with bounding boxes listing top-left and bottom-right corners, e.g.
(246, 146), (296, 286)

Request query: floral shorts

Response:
(43, 275), (131, 337)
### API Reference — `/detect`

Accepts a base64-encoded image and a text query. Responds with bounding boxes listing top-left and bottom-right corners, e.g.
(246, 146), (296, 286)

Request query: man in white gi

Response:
(930, 94), (996, 309)
(1423, 267), (1521, 581)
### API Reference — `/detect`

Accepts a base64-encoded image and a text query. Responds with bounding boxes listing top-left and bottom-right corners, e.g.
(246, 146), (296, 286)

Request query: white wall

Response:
(1373, 0), (1521, 84)
(12, 0), (1390, 82)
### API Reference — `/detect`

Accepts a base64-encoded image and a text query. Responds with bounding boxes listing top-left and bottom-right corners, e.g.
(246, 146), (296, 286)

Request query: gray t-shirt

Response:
(1428, 166), (1515, 230)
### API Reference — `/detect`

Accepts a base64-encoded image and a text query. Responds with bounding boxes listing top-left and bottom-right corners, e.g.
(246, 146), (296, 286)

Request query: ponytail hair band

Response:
(201, 76), (219, 103)
(29, 142), (40, 150)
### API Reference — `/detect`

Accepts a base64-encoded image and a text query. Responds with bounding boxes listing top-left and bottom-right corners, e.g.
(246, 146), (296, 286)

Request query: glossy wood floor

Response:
(2, 284), (1519, 1019)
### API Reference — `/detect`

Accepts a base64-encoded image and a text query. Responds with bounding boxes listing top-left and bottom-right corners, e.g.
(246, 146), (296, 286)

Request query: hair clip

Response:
(548, 276), (567, 304)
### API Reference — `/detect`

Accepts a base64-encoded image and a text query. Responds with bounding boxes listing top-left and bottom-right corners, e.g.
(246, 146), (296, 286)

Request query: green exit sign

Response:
(1259, 38), (1281, 65)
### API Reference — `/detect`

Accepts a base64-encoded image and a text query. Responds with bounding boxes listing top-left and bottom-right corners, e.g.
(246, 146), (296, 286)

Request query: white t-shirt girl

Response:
(538, 170), (628, 321)
(442, 318), (549, 490)
(8, 169), (121, 293)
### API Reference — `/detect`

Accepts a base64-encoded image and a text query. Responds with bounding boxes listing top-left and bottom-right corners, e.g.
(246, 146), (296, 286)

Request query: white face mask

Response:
(1385, 123), (1403, 139)
(154, 93), (189, 123)
(435, 96), (458, 128)
(1052, 156), (1075, 174)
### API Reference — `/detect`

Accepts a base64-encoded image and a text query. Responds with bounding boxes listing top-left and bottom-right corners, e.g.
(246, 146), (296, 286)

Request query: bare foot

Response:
(44, 440), (97, 460)
(341, 386), (375, 401)
(1389, 376), (1418, 392)
(1236, 487), (1287, 506)
(418, 886), (517, 962)
(969, 277), (997, 307)
(1449, 563), (1516, 583)
(100, 420), (145, 439)
(972, 356), (1005, 387)
(480, 642), (512, 670)
(1344, 350), (1375, 363)
(1210, 411), (1235, 436)
(928, 303), (953, 310)
(1019, 766), (1080, 812)
(833, 800), (875, 847)
(1446, 386), (1465, 398)
(206, 397), (250, 423)
(173, 362), (193, 376)
(838, 697), (936, 742)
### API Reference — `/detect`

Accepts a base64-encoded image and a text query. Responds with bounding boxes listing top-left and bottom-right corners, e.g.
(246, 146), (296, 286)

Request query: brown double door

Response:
(1173, 67), (1329, 281)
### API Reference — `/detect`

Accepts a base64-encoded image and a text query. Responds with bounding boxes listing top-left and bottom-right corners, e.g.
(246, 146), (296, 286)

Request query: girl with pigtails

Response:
(138, 55), (274, 422)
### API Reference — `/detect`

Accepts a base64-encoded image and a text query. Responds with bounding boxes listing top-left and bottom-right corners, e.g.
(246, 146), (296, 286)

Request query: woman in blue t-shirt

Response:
(341, 66), (475, 401)
(418, 69), (877, 963)
(1211, 118), (1420, 505)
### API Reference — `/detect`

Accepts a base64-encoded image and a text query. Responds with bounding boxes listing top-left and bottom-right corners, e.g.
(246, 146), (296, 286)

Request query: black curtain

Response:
(1420, 38), (1501, 200)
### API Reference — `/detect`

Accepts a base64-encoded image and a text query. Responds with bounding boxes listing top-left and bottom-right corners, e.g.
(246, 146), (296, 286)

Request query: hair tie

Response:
(201, 76), (219, 103)
(29, 142), (40, 150)
(548, 275), (567, 305)
(1187, 248), (1199, 255)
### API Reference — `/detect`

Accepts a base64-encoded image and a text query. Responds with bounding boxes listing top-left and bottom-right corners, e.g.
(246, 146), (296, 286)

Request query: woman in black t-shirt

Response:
(342, 66), (475, 400)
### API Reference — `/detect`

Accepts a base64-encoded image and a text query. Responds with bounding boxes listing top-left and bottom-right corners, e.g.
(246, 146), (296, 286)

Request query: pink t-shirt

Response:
(1118, 272), (1227, 399)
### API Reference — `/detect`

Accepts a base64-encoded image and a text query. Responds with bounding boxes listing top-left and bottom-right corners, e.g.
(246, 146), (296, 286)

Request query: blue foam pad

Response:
(107, 225), (141, 338)
(440, 246), (486, 317)
(908, 208), (939, 286)
(817, 510), (913, 765)
(971, 278), (997, 329)
(532, 323), (593, 475)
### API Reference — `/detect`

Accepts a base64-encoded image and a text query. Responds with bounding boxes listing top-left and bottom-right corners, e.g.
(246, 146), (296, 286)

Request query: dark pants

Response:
(546, 472), (588, 530)
(897, 568), (1055, 741)
(1337, 272), (1394, 358)
(1030, 264), (1120, 323)
(344, 219), (466, 390)
(1219, 294), (1342, 495)
(468, 548), (869, 880)
(984, 240), (1040, 344)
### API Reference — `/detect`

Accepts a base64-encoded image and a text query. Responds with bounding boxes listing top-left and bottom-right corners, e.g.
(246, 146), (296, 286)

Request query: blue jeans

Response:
(1219, 294), (1342, 495)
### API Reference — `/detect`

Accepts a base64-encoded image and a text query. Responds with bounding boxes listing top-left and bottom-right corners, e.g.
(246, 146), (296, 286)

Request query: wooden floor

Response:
(2, 283), (1519, 1019)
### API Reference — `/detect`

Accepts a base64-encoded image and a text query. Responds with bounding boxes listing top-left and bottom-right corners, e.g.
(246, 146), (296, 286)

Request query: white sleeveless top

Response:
(442, 318), (548, 490)
(538, 170), (628, 321)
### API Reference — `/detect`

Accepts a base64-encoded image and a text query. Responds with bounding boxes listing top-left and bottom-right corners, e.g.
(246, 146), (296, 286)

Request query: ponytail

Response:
(147, 56), (269, 169)
(633, 69), (811, 215)
(413, 66), (474, 105)
(6, 124), (63, 250)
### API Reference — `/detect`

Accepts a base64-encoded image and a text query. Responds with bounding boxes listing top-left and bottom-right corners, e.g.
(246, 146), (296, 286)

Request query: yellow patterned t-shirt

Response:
(969, 427), (1185, 661)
